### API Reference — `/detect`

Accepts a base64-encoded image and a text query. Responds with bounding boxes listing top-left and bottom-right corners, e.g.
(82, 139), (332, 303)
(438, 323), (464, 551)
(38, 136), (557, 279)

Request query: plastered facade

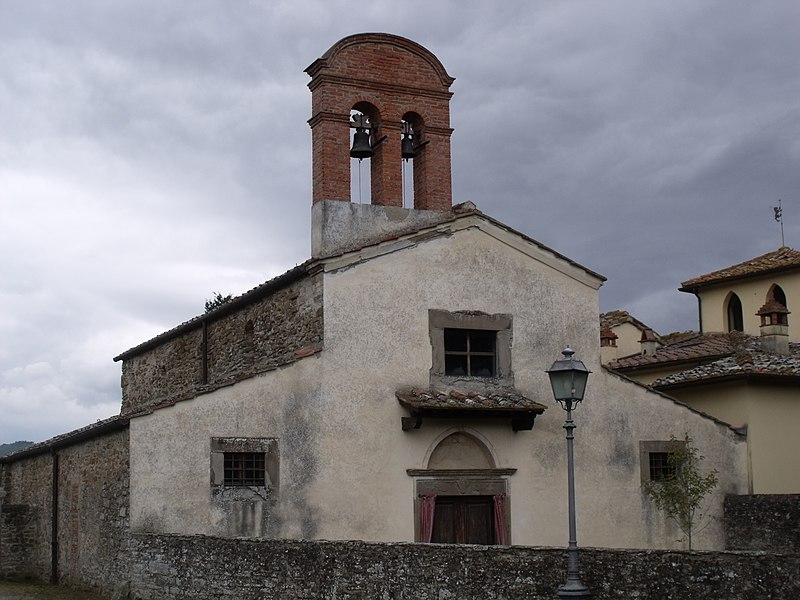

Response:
(666, 381), (799, 493)
(129, 221), (747, 550)
(694, 274), (799, 339)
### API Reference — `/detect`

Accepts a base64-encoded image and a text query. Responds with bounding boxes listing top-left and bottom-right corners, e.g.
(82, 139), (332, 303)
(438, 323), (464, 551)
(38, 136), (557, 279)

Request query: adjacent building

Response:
(607, 248), (800, 493)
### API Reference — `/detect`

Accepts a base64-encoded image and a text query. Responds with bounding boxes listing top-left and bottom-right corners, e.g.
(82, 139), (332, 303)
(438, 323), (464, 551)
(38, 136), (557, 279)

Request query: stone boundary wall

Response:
(130, 534), (800, 600)
(725, 493), (800, 552)
(120, 273), (323, 414)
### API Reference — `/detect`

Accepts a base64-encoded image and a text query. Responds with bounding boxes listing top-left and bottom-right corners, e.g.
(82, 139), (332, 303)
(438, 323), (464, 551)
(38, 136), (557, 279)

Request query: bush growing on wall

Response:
(642, 433), (719, 549)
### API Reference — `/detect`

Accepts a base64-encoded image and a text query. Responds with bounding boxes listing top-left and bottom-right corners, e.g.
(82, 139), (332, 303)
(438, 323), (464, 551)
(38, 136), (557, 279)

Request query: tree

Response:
(642, 434), (719, 550)
(204, 292), (233, 313)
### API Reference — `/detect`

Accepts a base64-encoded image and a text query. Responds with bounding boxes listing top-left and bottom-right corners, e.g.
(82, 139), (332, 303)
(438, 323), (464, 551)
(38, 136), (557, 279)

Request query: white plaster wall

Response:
(130, 224), (748, 549)
(130, 357), (325, 538)
(313, 226), (747, 550)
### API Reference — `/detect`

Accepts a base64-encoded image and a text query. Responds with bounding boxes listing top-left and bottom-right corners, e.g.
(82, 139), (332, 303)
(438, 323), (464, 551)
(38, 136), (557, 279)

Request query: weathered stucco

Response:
(129, 221), (747, 549)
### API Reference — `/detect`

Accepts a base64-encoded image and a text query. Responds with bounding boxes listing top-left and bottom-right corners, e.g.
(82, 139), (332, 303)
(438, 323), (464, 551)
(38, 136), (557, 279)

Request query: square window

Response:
(443, 329), (496, 377)
(210, 437), (278, 490)
(429, 310), (513, 386)
(639, 440), (686, 483)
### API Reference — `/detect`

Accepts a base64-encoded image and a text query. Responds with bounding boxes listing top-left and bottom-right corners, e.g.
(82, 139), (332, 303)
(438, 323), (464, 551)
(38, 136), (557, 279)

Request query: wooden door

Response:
(431, 495), (495, 545)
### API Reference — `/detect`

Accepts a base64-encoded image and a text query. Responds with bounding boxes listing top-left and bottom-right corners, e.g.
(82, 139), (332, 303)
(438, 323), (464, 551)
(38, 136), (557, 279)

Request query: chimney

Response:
(757, 300), (790, 354)
(305, 34), (456, 257)
(639, 329), (659, 356)
(600, 325), (618, 364)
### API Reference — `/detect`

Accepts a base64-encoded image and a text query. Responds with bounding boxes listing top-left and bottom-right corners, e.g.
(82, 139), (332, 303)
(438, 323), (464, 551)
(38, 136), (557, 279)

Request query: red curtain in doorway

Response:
(493, 493), (507, 545)
(420, 494), (436, 542)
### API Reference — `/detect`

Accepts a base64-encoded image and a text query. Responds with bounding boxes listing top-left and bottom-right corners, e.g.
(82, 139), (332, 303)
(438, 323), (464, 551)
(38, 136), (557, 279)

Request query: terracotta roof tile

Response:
(680, 247), (800, 290)
(600, 310), (655, 333)
(652, 340), (800, 387)
(396, 387), (547, 413)
(608, 332), (733, 369)
(607, 331), (800, 385)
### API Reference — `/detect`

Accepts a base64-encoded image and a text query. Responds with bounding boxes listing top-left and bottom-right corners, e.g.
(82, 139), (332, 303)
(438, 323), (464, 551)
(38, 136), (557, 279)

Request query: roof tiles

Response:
(607, 331), (800, 386)
(680, 247), (800, 290)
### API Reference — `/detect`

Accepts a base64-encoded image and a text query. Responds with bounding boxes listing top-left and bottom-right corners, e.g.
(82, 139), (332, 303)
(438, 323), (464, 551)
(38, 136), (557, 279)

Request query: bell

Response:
(401, 133), (415, 160)
(350, 128), (374, 159)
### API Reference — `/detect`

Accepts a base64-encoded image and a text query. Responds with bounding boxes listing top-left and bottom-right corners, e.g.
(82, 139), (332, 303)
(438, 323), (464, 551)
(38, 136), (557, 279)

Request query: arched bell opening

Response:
(401, 112), (424, 209)
(349, 103), (380, 204)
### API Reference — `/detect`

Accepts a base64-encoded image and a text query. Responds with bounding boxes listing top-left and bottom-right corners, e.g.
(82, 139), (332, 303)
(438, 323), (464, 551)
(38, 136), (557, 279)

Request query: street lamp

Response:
(547, 347), (591, 598)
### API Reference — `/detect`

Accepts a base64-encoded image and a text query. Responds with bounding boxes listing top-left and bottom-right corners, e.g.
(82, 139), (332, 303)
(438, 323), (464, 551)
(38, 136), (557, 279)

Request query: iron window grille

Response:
(648, 452), (676, 482)
(224, 452), (266, 486)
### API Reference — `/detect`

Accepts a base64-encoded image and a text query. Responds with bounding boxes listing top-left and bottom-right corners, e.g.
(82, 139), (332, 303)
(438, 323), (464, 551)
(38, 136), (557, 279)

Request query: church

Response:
(0, 34), (749, 591)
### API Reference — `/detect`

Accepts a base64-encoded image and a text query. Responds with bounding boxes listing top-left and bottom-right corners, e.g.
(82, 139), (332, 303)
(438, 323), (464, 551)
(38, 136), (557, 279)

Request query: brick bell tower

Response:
(306, 33), (456, 256)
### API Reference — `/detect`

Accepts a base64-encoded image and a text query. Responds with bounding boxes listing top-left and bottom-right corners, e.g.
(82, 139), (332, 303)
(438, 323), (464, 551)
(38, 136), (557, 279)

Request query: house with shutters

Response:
(1, 36), (750, 582)
(607, 248), (800, 493)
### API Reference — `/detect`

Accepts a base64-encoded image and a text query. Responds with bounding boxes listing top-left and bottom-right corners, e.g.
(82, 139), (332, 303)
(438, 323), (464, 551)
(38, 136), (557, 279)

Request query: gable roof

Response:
(600, 310), (656, 335)
(680, 247), (800, 291)
(115, 203), (605, 362)
(607, 331), (800, 386)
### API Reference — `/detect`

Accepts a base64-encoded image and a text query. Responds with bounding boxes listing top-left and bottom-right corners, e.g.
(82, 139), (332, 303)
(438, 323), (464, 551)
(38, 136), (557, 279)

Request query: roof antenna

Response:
(773, 199), (785, 247)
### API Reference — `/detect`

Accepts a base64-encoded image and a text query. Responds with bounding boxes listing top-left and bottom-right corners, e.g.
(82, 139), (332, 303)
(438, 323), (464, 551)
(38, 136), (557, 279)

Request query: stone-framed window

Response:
(429, 310), (513, 387)
(639, 440), (686, 483)
(211, 437), (279, 492)
(210, 437), (279, 537)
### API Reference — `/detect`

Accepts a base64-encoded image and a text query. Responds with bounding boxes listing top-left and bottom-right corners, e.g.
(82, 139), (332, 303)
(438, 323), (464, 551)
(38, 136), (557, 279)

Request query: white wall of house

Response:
(129, 220), (748, 550)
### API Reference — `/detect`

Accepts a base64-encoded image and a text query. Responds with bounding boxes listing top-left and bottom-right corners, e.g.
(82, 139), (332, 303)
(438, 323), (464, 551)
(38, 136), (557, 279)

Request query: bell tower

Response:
(306, 33), (455, 235)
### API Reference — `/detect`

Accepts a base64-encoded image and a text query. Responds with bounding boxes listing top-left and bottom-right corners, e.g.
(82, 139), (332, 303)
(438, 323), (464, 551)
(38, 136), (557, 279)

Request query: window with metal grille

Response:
(224, 452), (266, 486)
(648, 452), (676, 482)
(443, 329), (496, 377)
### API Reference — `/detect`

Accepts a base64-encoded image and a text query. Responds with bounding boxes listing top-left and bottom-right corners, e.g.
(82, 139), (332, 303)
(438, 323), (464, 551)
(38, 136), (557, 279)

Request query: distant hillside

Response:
(0, 440), (34, 456)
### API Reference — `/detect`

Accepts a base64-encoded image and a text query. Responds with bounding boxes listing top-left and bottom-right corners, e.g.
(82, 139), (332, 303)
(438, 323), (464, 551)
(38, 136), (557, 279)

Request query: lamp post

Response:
(547, 347), (591, 598)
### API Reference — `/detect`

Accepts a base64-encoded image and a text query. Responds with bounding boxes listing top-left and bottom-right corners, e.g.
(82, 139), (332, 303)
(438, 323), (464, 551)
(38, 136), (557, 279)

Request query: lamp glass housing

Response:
(547, 348), (590, 404)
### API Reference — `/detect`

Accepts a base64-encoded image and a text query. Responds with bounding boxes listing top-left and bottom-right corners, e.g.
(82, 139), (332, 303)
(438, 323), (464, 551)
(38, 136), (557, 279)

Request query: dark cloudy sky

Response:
(2, 1), (798, 444)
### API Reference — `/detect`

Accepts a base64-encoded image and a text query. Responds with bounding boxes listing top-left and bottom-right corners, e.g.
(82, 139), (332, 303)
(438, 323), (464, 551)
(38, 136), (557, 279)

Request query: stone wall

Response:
(129, 534), (800, 600)
(725, 494), (800, 552)
(120, 273), (323, 414)
(55, 428), (130, 595)
(0, 453), (53, 580)
(0, 425), (130, 598)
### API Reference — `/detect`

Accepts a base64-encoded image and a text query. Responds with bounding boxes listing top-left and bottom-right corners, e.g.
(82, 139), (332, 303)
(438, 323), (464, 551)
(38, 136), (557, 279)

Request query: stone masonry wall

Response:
(725, 494), (800, 552)
(130, 534), (800, 600)
(120, 273), (323, 414)
(0, 426), (130, 598)
(0, 453), (53, 580)
(55, 428), (130, 596)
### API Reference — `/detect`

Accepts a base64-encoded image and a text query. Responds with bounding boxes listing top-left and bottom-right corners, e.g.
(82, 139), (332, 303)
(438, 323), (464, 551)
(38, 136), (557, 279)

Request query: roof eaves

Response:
(601, 366), (744, 435)
(0, 415), (130, 464)
(113, 260), (318, 362)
